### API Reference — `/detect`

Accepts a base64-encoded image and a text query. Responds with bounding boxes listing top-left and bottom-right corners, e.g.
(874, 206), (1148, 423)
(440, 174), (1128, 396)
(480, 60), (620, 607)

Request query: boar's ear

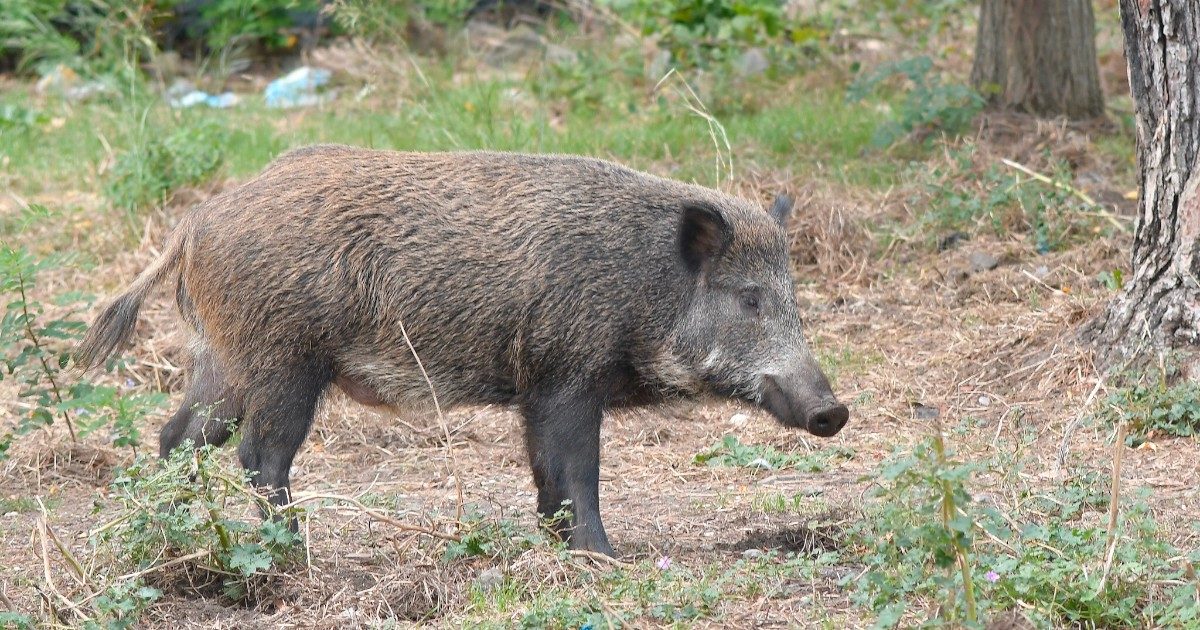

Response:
(768, 193), (794, 228)
(679, 202), (732, 272)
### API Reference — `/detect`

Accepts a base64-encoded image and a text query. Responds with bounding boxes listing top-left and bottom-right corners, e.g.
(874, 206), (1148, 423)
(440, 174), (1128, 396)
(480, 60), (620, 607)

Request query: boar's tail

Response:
(75, 217), (193, 371)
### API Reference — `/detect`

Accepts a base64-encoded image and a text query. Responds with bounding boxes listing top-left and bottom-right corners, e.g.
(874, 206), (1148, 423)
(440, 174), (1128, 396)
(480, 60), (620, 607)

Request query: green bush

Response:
(176, 0), (323, 52)
(847, 56), (983, 148)
(93, 444), (304, 600)
(601, 0), (789, 64)
(104, 119), (226, 219)
(0, 0), (78, 71)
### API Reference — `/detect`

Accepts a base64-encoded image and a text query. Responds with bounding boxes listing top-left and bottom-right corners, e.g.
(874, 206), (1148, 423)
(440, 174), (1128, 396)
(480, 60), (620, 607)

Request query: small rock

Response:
(747, 457), (774, 471)
(3, 511), (17, 518)
(945, 267), (970, 285)
(484, 26), (546, 66)
(968, 250), (1000, 273)
(937, 231), (969, 252)
(545, 43), (578, 66)
(735, 48), (770, 77)
(858, 39), (886, 52)
(475, 567), (504, 592)
(1033, 265), (1050, 280)
(978, 395), (991, 407)
(728, 413), (750, 427)
(912, 403), (940, 420)
(742, 548), (765, 560)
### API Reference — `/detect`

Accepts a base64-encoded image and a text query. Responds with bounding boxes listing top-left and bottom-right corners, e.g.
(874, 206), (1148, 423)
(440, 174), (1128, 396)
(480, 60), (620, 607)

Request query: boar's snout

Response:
(760, 374), (848, 437)
(806, 403), (849, 437)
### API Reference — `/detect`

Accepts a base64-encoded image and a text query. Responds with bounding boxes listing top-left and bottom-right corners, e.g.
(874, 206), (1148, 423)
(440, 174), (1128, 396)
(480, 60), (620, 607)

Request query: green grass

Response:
(0, 496), (40, 513)
(457, 551), (843, 627)
(695, 434), (854, 473)
(1, 59), (895, 212)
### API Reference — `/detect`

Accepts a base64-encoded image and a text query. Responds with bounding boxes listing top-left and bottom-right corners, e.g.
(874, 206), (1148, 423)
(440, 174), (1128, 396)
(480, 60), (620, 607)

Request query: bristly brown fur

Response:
(78, 145), (843, 555)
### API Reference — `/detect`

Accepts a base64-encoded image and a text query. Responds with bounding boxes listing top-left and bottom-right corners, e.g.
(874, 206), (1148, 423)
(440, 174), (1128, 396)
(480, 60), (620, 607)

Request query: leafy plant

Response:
(92, 444), (303, 602)
(0, 103), (50, 134)
(847, 56), (983, 147)
(849, 436), (1193, 627)
(851, 433), (981, 626)
(0, 239), (85, 449)
(0, 205), (166, 459)
(446, 502), (575, 562)
(1100, 362), (1200, 440)
(602, 0), (789, 65)
(695, 434), (853, 472)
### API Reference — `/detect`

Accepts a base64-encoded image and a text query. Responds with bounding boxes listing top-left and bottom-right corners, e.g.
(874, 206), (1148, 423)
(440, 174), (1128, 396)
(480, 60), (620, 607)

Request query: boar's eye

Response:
(738, 288), (762, 316)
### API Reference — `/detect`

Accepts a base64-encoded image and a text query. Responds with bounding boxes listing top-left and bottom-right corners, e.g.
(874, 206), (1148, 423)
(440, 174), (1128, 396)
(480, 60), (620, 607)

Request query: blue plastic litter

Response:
(264, 66), (332, 108)
(169, 90), (239, 109)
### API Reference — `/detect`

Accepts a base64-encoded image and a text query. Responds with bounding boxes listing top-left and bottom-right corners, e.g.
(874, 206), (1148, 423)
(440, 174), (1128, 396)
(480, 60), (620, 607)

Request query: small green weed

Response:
(850, 436), (1194, 627)
(0, 103), (49, 134)
(0, 205), (166, 459)
(464, 549), (842, 627)
(902, 148), (1108, 252)
(751, 491), (826, 515)
(0, 610), (35, 629)
(0, 496), (38, 513)
(1100, 362), (1200, 440)
(847, 56), (983, 148)
(445, 507), (563, 562)
(695, 434), (853, 472)
(818, 344), (881, 388)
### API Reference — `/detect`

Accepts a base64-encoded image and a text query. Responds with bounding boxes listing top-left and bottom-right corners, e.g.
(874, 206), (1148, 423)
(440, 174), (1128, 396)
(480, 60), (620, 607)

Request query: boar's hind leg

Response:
(236, 363), (332, 529)
(523, 388), (614, 556)
(159, 347), (244, 457)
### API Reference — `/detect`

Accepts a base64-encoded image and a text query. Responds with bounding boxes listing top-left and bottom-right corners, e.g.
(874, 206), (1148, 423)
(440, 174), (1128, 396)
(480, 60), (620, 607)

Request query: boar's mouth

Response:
(758, 375), (848, 437)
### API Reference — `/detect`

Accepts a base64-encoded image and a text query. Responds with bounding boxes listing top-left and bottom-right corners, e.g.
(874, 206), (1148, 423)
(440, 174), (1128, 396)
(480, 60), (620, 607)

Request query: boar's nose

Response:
(807, 403), (848, 437)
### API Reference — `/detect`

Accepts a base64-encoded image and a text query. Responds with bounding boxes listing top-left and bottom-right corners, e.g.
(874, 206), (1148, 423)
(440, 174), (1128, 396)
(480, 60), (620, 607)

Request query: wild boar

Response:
(77, 145), (848, 556)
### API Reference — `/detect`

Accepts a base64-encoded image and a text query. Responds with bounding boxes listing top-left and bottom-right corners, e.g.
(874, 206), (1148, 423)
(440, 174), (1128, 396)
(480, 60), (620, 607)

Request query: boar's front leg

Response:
(522, 387), (614, 556)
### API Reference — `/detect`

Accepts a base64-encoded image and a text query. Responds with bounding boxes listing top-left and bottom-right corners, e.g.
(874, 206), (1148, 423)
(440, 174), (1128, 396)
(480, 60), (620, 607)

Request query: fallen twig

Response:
(1096, 422), (1127, 596)
(999, 158), (1128, 232)
(36, 513), (86, 620)
(112, 550), (211, 585)
(568, 549), (633, 569)
(282, 492), (463, 543)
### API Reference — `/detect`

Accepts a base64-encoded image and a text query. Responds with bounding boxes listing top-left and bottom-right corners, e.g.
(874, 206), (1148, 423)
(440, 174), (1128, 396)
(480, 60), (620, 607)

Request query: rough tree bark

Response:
(971, 0), (1105, 119)
(1090, 1), (1200, 368)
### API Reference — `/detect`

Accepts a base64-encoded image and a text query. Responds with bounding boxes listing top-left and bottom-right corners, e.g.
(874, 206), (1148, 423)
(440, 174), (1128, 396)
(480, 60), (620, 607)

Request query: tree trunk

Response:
(1090, 1), (1200, 369)
(971, 0), (1105, 119)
